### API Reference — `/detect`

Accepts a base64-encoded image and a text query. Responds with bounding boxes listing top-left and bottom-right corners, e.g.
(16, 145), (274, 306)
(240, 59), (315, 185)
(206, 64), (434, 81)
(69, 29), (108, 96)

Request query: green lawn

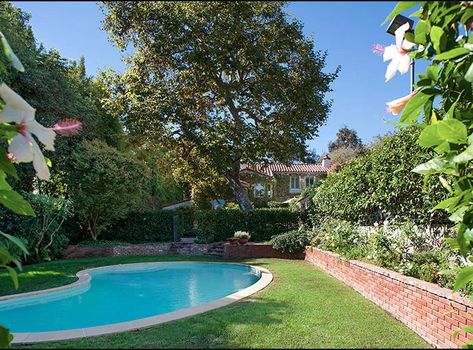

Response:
(1, 256), (430, 349)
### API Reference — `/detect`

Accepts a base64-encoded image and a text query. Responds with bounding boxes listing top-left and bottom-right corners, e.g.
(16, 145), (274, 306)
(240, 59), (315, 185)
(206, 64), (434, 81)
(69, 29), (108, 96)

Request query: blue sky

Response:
(12, 1), (422, 155)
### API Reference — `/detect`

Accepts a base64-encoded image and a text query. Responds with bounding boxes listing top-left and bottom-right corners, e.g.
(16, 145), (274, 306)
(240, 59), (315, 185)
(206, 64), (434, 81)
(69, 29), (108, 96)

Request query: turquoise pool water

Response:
(0, 263), (260, 333)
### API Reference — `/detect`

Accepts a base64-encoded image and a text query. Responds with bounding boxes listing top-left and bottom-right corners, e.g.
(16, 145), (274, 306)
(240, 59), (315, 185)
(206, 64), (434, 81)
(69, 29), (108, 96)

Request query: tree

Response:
(304, 148), (321, 163)
(68, 140), (151, 240)
(328, 126), (363, 152)
(101, 1), (338, 211)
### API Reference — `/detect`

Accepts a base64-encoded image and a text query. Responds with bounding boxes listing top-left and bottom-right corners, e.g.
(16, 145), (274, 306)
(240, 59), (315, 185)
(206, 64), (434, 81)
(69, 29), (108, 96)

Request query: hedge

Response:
(99, 207), (298, 244)
(102, 207), (194, 243)
(194, 208), (299, 242)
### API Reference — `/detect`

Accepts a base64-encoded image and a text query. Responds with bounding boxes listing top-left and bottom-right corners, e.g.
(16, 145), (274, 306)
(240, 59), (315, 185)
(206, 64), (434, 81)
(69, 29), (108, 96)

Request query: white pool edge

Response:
(7, 261), (273, 344)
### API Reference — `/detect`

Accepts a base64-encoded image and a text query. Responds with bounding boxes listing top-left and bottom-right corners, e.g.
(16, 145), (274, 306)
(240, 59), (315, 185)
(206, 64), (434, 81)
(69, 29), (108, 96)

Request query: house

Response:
(239, 155), (331, 206)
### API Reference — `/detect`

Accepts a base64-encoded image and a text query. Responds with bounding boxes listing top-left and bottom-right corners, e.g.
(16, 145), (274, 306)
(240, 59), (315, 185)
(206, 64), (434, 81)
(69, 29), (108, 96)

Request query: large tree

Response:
(328, 126), (363, 152)
(101, 1), (338, 211)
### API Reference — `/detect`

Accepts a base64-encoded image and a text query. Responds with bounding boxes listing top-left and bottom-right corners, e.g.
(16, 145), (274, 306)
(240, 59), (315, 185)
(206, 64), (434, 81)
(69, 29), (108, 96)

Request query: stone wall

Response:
(305, 246), (473, 348)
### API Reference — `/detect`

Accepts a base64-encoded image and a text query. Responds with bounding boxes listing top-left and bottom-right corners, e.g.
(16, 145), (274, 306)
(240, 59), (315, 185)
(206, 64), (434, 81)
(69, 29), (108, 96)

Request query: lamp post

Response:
(386, 14), (415, 93)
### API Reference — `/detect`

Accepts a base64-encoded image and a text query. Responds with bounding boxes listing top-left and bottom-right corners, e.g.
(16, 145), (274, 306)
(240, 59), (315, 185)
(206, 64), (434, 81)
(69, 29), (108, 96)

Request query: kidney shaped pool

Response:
(0, 262), (268, 339)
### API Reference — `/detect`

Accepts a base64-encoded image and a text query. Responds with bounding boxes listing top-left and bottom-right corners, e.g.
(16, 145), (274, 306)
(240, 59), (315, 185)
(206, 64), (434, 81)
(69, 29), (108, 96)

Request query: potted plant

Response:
(227, 236), (239, 245)
(234, 231), (251, 245)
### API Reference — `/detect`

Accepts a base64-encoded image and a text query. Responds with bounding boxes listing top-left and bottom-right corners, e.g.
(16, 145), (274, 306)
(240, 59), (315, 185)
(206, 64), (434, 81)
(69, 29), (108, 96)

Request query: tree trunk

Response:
(226, 158), (253, 212)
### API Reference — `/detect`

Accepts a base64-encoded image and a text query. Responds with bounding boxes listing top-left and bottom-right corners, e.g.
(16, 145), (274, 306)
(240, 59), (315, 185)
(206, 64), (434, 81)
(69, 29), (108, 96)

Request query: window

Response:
(254, 183), (265, 198)
(289, 176), (300, 193)
(305, 176), (315, 187)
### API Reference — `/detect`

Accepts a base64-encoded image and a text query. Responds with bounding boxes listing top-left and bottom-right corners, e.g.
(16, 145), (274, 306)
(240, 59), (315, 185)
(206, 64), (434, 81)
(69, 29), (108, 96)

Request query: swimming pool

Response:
(0, 262), (272, 343)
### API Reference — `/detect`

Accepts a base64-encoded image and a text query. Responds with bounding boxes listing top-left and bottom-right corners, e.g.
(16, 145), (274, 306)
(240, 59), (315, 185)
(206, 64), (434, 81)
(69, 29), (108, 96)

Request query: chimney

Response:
(322, 154), (331, 168)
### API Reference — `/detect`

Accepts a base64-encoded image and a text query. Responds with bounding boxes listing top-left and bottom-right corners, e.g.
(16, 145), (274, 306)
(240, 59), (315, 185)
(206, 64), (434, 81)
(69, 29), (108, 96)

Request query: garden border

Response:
(305, 246), (473, 348)
(4, 261), (272, 344)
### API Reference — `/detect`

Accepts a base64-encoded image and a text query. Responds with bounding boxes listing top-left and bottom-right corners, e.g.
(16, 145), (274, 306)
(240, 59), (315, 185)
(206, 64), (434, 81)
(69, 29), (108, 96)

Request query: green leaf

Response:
(418, 124), (441, 147)
(4, 265), (18, 289)
(382, 2), (419, 24)
(430, 26), (446, 53)
(454, 143), (473, 163)
(0, 231), (28, 256)
(414, 20), (430, 44)
(0, 190), (35, 216)
(433, 196), (459, 210)
(411, 157), (450, 175)
(0, 32), (24, 72)
(434, 48), (471, 61)
(454, 266), (473, 291)
(400, 92), (433, 123)
(465, 62), (473, 83)
(0, 324), (13, 349)
(0, 247), (10, 265)
(436, 119), (467, 144)
(439, 176), (453, 194)
(0, 151), (17, 179)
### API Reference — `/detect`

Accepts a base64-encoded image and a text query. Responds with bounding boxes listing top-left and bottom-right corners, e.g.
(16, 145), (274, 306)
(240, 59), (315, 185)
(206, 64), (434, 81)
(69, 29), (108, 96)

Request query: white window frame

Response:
(289, 176), (301, 193)
(305, 176), (315, 188)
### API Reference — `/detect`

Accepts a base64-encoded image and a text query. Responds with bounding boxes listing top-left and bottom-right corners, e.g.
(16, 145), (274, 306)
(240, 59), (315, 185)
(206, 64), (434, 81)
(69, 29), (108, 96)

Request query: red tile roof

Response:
(240, 163), (328, 178)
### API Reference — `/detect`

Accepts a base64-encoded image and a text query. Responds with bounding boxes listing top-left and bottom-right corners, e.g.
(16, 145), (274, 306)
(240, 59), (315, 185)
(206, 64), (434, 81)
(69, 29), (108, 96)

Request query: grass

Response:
(1, 256), (431, 349)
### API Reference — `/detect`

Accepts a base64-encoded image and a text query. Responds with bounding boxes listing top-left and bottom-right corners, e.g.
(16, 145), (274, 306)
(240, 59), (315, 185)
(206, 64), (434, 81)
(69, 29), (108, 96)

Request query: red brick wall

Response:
(305, 247), (473, 348)
(224, 243), (304, 259)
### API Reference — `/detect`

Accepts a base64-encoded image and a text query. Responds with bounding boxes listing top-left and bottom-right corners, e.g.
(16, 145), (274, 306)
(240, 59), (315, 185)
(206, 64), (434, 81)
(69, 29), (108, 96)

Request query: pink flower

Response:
(52, 119), (82, 136)
(372, 44), (385, 56)
(386, 92), (415, 115)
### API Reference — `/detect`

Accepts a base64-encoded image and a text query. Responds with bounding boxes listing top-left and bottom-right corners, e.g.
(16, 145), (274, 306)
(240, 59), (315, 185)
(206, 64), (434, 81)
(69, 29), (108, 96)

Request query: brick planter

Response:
(305, 247), (473, 348)
(223, 242), (304, 259)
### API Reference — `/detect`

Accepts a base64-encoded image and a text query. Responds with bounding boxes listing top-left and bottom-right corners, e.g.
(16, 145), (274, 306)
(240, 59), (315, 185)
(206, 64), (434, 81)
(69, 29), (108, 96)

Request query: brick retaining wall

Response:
(223, 243), (304, 259)
(305, 246), (473, 348)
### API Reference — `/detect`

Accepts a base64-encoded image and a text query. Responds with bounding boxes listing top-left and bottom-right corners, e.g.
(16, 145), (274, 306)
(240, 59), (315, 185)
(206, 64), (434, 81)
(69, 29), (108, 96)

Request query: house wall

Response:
(274, 173), (326, 202)
(241, 172), (327, 205)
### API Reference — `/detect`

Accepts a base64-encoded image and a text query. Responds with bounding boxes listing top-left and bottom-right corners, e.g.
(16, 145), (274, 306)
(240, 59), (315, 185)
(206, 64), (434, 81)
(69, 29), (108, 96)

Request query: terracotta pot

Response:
(238, 238), (249, 245)
(228, 238), (239, 245)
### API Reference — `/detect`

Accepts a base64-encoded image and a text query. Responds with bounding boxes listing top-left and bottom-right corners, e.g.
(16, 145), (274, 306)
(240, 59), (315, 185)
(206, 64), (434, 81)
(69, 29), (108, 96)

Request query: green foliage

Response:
(328, 126), (364, 152)
(102, 208), (194, 243)
(233, 231), (250, 239)
(195, 208), (299, 243)
(271, 230), (312, 253)
(0, 193), (71, 263)
(312, 126), (448, 226)
(101, 1), (338, 210)
(379, 6), (473, 346)
(68, 140), (151, 240)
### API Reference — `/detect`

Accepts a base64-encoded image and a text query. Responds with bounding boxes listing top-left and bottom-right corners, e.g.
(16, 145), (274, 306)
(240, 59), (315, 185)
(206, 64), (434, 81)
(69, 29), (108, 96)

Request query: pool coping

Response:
(5, 261), (273, 344)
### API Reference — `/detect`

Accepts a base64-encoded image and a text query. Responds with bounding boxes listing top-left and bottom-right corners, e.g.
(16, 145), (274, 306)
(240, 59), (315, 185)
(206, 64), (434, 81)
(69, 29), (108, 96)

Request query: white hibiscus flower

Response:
(0, 83), (55, 180)
(383, 22), (415, 82)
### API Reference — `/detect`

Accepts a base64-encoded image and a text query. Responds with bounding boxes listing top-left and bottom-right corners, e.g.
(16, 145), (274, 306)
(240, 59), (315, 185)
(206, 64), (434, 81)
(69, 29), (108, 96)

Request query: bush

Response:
(103, 207), (193, 243)
(271, 230), (312, 253)
(194, 208), (299, 243)
(311, 127), (448, 226)
(0, 193), (72, 263)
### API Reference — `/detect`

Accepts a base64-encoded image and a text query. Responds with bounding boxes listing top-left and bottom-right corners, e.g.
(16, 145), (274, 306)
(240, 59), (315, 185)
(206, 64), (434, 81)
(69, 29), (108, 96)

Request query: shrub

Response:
(271, 230), (312, 253)
(311, 127), (448, 226)
(194, 208), (299, 242)
(0, 193), (72, 263)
